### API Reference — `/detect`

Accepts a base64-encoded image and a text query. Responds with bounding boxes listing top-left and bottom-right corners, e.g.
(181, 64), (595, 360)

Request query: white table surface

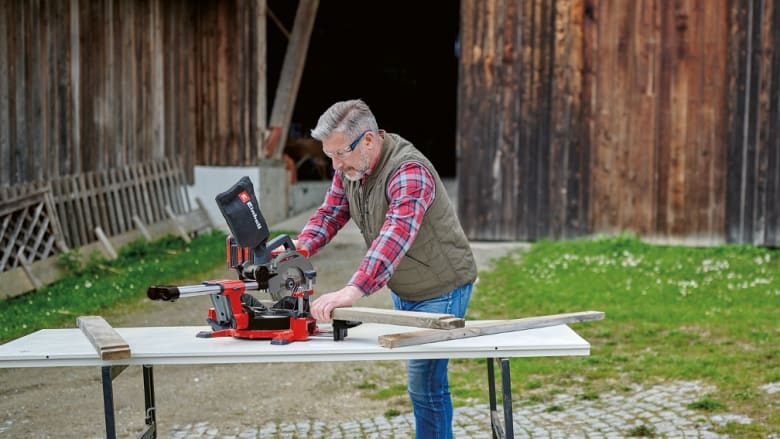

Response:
(0, 322), (590, 368)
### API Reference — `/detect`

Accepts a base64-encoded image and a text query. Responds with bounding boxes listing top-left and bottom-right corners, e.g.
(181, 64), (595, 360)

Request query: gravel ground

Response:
(2, 199), (773, 438)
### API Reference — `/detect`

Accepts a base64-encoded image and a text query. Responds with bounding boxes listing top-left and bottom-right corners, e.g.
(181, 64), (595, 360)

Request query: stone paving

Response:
(165, 380), (778, 439)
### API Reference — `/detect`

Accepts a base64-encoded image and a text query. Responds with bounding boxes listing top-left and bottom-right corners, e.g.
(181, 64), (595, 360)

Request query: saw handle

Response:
(147, 285), (181, 301)
(268, 234), (296, 254)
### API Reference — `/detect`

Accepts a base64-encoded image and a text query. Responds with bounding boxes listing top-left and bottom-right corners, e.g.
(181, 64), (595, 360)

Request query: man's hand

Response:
(310, 285), (364, 322)
(273, 238), (300, 253)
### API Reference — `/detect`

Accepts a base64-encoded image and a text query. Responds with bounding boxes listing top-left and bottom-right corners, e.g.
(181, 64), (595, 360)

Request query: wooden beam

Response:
(255, 0), (268, 163)
(378, 311), (605, 348)
(165, 205), (192, 243)
(94, 226), (118, 259)
(268, 0), (318, 159)
(16, 248), (43, 290)
(332, 307), (465, 329)
(132, 215), (152, 241)
(77, 315), (131, 360)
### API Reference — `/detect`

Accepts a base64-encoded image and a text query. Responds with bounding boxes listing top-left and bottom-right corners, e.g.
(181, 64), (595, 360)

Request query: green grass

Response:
(0, 231), (230, 342)
(2, 232), (779, 436)
(451, 234), (780, 437)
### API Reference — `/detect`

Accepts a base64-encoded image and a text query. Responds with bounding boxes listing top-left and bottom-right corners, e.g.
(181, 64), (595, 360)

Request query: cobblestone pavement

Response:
(165, 380), (776, 439)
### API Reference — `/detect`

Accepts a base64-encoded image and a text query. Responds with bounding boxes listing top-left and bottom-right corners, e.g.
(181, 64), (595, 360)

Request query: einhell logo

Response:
(238, 190), (263, 230)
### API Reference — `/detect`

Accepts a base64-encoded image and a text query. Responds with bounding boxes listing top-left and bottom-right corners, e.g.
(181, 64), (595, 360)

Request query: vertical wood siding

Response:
(458, 0), (775, 245)
(0, 0), (266, 187)
(586, 0), (729, 242)
(726, 0), (780, 246)
(458, 0), (588, 241)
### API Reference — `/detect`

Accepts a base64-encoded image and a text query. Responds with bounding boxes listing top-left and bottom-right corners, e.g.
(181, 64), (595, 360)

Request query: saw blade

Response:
(266, 251), (314, 301)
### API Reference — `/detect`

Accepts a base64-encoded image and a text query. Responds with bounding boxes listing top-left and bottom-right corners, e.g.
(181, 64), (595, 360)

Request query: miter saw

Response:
(147, 176), (327, 344)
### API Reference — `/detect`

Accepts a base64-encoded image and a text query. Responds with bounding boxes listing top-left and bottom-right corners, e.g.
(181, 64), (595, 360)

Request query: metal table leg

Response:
(140, 365), (157, 439)
(101, 365), (157, 439)
(101, 366), (117, 439)
(486, 358), (515, 439)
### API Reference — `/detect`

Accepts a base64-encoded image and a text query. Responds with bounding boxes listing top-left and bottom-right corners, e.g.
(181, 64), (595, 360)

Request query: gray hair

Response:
(310, 99), (378, 141)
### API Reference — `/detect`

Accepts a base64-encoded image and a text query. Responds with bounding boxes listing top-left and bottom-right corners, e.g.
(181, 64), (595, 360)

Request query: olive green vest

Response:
(342, 133), (477, 301)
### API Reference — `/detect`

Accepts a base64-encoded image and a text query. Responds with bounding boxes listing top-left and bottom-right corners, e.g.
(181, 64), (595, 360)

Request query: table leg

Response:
(140, 364), (157, 439)
(101, 366), (117, 439)
(500, 358), (515, 438)
(486, 358), (515, 439)
(101, 365), (157, 439)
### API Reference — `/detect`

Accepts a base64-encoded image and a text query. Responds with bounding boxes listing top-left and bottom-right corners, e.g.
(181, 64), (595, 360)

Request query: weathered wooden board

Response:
(332, 307), (464, 330)
(77, 315), (131, 360)
(378, 311), (604, 348)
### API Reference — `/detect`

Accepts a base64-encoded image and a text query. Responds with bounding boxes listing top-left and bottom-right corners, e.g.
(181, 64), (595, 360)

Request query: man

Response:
(295, 99), (477, 438)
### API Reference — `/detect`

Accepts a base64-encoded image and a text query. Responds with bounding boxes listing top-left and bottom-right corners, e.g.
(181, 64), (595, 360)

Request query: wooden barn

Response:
(0, 0), (778, 280)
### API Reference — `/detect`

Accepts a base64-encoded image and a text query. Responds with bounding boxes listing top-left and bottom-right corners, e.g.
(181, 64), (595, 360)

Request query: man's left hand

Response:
(310, 285), (364, 322)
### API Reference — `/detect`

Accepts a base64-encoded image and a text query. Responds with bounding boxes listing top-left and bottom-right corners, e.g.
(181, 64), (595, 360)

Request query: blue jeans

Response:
(391, 283), (473, 439)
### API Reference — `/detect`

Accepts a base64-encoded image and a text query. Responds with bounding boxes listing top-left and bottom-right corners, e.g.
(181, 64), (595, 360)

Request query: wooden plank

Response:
(94, 226), (118, 259)
(268, 0), (318, 159)
(13, 2), (27, 184)
(92, 172), (112, 235)
(0, 1), (10, 186)
(107, 168), (127, 234)
(122, 165), (142, 225)
(194, 197), (215, 228)
(43, 189), (68, 252)
(100, 171), (117, 235)
(331, 307), (465, 330)
(74, 174), (92, 247)
(161, 159), (180, 213)
(254, 0), (267, 163)
(76, 315), (131, 360)
(378, 311), (604, 349)
(69, 0), (81, 174)
(132, 215), (152, 241)
(164, 205), (191, 243)
(17, 248), (43, 290)
(134, 163), (155, 223)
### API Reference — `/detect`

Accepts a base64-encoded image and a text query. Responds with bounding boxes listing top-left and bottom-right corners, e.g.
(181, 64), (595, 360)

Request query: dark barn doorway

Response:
(268, 1), (461, 178)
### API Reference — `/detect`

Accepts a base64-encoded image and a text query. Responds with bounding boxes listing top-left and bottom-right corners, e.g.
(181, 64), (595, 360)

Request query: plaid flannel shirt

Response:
(298, 161), (435, 295)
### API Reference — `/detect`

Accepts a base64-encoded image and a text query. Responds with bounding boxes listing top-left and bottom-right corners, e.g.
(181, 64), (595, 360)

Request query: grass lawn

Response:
(1, 232), (778, 436)
(449, 235), (780, 438)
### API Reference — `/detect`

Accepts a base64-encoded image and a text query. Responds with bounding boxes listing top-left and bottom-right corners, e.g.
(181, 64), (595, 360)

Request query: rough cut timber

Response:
(331, 307), (465, 329)
(378, 311), (605, 348)
(76, 316), (131, 360)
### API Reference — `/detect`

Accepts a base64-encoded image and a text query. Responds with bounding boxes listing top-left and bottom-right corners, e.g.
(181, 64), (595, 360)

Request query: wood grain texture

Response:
(379, 311), (604, 349)
(77, 315), (130, 360)
(0, 0), (269, 186)
(331, 307), (465, 330)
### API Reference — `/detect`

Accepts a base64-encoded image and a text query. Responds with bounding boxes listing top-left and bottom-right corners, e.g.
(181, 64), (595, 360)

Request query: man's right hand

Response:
(273, 238), (300, 253)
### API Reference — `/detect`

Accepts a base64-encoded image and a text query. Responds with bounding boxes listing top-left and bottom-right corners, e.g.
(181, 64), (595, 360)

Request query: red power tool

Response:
(147, 176), (320, 344)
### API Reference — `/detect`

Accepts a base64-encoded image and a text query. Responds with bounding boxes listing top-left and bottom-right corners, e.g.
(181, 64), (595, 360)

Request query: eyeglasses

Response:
(323, 130), (370, 159)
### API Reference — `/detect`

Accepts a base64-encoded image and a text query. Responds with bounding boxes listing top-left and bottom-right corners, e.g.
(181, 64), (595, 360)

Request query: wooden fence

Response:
(0, 158), (213, 299)
(1, 158), (192, 249)
(0, 188), (68, 274)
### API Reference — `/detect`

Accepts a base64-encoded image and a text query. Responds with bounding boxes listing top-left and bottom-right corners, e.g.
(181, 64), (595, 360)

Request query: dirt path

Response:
(0, 208), (526, 438)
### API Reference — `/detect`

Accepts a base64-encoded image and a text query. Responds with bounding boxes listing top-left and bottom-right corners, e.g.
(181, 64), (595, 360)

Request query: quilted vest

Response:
(342, 133), (477, 301)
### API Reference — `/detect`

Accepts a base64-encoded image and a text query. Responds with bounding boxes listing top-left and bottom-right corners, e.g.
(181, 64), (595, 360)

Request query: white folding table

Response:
(0, 322), (591, 439)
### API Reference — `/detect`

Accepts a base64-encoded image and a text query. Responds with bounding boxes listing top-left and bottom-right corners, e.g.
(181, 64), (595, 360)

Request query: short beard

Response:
(343, 148), (371, 182)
